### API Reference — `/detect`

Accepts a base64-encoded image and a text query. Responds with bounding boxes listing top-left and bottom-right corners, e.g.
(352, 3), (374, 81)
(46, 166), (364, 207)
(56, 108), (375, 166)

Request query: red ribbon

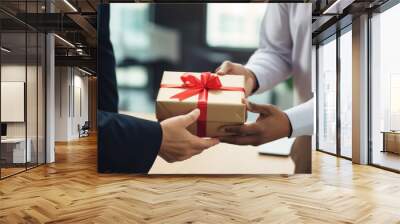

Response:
(160, 72), (244, 137)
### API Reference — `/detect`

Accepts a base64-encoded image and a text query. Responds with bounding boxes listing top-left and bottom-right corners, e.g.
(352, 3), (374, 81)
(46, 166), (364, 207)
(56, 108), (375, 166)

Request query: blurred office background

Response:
(109, 3), (294, 121)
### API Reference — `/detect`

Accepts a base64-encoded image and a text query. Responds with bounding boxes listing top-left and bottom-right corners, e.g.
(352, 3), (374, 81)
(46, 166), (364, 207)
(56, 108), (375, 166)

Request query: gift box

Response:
(156, 71), (246, 137)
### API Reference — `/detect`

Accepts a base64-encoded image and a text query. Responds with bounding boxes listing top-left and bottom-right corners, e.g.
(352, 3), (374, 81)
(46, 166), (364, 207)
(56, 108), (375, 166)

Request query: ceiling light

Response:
(54, 34), (75, 48)
(323, 0), (354, 15)
(1, 47), (11, 53)
(63, 0), (78, 12)
(76, 48), (85, 55)
(78, 67), (92, 76)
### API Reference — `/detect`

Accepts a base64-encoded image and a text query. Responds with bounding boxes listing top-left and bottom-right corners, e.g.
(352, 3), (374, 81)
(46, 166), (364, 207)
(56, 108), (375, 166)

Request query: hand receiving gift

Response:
(215, 61), (258, 97)
(219, 99), (292, 146)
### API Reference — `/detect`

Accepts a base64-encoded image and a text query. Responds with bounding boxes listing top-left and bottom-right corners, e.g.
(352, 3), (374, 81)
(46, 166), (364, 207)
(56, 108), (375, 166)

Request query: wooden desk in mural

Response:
(121, 112), (295, 174)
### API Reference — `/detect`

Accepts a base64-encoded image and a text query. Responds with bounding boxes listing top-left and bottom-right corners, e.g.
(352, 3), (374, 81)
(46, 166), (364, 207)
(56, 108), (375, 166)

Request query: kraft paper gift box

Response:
(156, 71), (246, 137)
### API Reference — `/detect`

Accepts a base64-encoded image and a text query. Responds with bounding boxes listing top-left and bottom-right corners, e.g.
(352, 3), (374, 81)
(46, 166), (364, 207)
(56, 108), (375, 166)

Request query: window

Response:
(206, 3), (266, 49)
(110, 4), (153, 113)
(110, 3), (151, 64)
(317, 37), (337, 154)
(317, 28), (353, 159)
(390, 75), (400, 130)
(370, 3), (400, 171)
(339, 29), (352, 158)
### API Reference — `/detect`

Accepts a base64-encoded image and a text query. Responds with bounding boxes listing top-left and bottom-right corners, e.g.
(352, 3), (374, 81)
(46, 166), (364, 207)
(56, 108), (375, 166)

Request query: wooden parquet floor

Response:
(1, 135), (400, 224)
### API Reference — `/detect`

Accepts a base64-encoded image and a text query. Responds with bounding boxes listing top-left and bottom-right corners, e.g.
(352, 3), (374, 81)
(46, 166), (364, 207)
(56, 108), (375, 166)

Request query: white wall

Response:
(55, 67), (89, 141)
(55, 66), (70, 141)
(71, 73), (89, 138)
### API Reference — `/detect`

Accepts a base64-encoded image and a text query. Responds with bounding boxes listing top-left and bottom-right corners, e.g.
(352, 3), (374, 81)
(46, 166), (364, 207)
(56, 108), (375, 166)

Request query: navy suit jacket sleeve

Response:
(97, 5), (162, 173)
(98, 111), (162, 173)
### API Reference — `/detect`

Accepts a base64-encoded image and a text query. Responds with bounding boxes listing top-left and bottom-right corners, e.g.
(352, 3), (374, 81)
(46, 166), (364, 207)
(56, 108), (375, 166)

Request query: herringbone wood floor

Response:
(1, 135), (400, 224)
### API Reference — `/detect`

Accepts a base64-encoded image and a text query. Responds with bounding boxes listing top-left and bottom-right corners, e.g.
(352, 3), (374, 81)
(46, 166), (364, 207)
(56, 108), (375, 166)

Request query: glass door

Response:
(0, 0), (47, 179)
(1, 30), (28, 177)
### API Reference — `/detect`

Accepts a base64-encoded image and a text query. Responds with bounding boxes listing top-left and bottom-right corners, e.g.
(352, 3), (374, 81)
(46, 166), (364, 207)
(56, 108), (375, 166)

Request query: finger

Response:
(246, 101), (273, 115)
(219, 135), (261, 146)
(189, 142), (217, 158)
(224, 123), (261, 135)
(179, 109), (200, 127)
(242, 98), (248, 121)
(215, 61), (232, 76)
(192, 137), (220, 150)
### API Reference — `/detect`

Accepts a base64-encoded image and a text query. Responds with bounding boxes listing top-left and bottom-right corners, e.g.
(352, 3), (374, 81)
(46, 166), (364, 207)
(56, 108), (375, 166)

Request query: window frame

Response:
(315, 21), (353, 160)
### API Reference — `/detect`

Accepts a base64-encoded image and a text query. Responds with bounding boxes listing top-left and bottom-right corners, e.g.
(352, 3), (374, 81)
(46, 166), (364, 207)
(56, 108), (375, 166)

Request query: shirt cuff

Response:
(245, 63), (268, 95)
(284, 100), (314, 138)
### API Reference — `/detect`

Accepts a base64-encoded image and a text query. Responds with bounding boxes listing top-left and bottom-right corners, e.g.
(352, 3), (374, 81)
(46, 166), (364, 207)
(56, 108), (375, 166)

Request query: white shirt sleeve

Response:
(284, 98), (314, 137)
(245, 4), (293, 94)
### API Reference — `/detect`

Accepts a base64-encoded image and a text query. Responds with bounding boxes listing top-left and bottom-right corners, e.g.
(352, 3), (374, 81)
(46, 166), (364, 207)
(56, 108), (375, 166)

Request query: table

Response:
(122, 112), (295, 174)
(1, 138), (31, 164)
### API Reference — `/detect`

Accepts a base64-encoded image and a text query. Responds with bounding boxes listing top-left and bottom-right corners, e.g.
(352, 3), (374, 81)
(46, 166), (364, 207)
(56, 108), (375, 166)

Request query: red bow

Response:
(160, 72), (244, 137)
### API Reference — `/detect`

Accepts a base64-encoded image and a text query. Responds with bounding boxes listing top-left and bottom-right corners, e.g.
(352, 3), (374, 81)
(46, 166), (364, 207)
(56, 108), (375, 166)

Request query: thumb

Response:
(197, 137), (220, 150)
(245, 99), (273, 115)
(179, 109), (200, 127)
(215, 61), (232, 76)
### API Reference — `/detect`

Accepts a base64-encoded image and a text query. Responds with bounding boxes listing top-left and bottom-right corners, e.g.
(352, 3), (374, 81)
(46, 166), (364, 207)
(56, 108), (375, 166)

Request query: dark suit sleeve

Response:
(97, 5), (162, 173)
(98, 4), (118, 113)
(98, 111), (162, 173)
